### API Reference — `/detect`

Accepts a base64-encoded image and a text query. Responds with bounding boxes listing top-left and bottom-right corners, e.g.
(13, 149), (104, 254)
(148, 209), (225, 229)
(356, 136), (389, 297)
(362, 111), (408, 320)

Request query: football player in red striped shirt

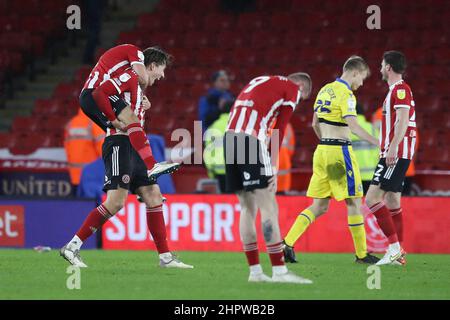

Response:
(80, 44), (180, 180)
(365, 51), (418, 266)
(224, 73), (313, 284)
(61, 48), (191, 268)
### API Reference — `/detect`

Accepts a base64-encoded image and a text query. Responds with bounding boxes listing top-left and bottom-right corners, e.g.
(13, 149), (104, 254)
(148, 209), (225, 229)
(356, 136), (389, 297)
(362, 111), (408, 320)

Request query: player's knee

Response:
(146, 194), (163, 207)
(385, 193), (400, 208)
(313, 202), (329, 215)
(365, 192), (381, 207)
(104, 197), (126, 214)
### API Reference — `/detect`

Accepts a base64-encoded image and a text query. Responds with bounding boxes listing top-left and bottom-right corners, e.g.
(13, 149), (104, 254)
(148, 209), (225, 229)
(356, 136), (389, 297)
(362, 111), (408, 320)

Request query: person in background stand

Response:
(276, 122), (296, 194)
(198, 70), (234, 132)
(351, 103), (379, 194)
(203, 100), (234, 193)
(64, 108), (105, 195)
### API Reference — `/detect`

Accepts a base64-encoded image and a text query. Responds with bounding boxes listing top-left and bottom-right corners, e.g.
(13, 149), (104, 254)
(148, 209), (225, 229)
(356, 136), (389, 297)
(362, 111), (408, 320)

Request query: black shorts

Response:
(223, 131), (274, 193)
(79, 89), (128, 132)
(370, 158), (411, 193)
(102, 135), (156, 194)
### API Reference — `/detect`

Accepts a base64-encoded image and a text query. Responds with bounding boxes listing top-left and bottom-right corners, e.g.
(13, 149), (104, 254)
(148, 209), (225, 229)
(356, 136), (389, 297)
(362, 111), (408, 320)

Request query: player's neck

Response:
(387, 74), (403, 87)
(339, 74), (352, 89)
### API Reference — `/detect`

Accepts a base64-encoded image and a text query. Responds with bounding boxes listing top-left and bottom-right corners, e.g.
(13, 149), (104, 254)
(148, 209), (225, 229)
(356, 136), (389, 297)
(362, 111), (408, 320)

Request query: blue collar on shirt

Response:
(336, 78), (351, 90)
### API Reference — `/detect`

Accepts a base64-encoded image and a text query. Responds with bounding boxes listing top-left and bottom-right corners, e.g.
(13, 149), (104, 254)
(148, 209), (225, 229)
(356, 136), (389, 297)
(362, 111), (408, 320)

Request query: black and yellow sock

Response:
(284, 209), (315, 247)
(348, 215), (367, 259)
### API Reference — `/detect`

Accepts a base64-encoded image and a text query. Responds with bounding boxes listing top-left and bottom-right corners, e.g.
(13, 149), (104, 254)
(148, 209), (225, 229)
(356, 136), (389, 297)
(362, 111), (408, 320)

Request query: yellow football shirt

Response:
(313, 78), (357, 125)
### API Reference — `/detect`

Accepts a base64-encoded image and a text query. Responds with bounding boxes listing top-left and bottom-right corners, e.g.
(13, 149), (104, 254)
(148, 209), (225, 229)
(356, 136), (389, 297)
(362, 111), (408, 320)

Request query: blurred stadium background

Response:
(0, 0), (449, 294)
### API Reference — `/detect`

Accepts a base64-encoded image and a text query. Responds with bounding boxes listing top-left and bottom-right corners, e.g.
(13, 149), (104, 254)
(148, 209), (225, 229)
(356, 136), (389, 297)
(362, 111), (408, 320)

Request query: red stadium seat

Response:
(269, 13), (296, 30)
(257, 0), (292, 12)
(173, 67), (206, 84)
(203, 14), (235, 32)
(137, 13), (169, 31)
(236, 13), (267, 31)
(264, 48), (297, 67)
(216, 31), (247, 49)
(12, 117), (38, 133)
(196, 48), (225, 67)
(169, 14), (201, 31)
(250, 32), (281, 49)
(53, 82), (80, 100)
(229, 48), (264, 67)
(182, 32), (213, 49)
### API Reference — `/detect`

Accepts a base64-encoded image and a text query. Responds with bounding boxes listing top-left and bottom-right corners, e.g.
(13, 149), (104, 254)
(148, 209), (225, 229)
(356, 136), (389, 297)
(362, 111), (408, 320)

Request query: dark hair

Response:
(211, 70), (228, 82)
(143, 46), (173, 67)
(383, 50), (406, 74)
(343, 55), (370, 76)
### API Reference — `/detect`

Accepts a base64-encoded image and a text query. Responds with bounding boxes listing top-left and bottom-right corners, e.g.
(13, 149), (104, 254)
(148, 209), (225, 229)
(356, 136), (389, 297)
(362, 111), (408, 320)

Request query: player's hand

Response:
(268, 175), (277, 194)
(142, 95), (151, 110)
(386, 147), (397, 167)
(111, 119), (127, 131)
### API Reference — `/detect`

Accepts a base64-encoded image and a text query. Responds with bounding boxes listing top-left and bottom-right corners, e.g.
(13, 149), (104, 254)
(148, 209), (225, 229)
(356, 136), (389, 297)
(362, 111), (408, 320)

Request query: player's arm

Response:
(385, 87), (413, 166)
(345, 116), (379, 146)
(312, 112), (321, 139)
(339, 94), (378, 146)
(272, 106), (294, 151)
(389, 108), (409, 149)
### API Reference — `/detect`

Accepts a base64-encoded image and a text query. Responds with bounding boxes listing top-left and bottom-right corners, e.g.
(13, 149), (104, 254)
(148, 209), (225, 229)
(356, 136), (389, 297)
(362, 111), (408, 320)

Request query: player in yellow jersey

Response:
(283, 56), (381, 264)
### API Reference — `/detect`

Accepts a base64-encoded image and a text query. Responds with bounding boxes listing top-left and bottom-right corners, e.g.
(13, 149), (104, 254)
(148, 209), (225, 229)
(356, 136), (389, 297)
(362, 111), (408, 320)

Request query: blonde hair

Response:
(343, 55), (371, 76)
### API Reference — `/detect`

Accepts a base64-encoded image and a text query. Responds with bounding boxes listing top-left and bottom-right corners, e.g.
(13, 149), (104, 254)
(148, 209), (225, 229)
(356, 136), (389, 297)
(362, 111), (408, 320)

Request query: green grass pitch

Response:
(1, 249), (449, 299)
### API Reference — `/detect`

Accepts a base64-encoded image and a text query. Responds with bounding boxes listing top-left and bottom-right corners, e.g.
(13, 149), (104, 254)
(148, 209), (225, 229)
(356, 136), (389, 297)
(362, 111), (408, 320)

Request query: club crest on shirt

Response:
(397, 89), (406, 99)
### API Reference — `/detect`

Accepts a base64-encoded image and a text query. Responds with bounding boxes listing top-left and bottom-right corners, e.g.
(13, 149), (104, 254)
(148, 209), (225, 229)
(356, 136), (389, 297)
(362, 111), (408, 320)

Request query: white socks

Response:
(250, 264), (288, 276)
(272, 265), (288, 275)
(68, 235), (82, 251)
(249, 264), (263, 275)
(159, 252), (172, 262)
(390, 242), (401, 252)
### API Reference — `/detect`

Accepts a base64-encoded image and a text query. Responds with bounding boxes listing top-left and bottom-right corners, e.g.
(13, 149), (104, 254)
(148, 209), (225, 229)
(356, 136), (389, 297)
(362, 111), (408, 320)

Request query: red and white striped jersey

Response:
(226, 76), (300, 147)
(98, 69), (144, 137)
(83, 44), (145, 91)
(380, 79), (417, 160)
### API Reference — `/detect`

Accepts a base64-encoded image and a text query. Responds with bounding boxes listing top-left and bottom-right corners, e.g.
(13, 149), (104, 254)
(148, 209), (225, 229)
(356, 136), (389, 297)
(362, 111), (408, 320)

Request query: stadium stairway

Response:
(0, 0), (158, 133)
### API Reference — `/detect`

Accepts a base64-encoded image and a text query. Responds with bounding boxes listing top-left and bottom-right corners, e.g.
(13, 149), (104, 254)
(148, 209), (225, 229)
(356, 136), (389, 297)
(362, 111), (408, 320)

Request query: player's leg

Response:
(336, 145), (379, 264)
(285, 198), (330, 248)
(345, 197), (379, 264)
(61, 188), (128, 267)
(236, 190), (270, 282)
(283, 144), (331, 260)
(251, 139), (311, 284)
(365, 158), (407, 265)
(384, 191), (406, 265)
(61, 135), (132, 267)
(224, 132), (269, 281)
(136, 184), (193, 269)
(253, 187), (312, 284)
(79, 89), (110, 132)
(114, 101), (180, 179)
(384, 191), (403, 244)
